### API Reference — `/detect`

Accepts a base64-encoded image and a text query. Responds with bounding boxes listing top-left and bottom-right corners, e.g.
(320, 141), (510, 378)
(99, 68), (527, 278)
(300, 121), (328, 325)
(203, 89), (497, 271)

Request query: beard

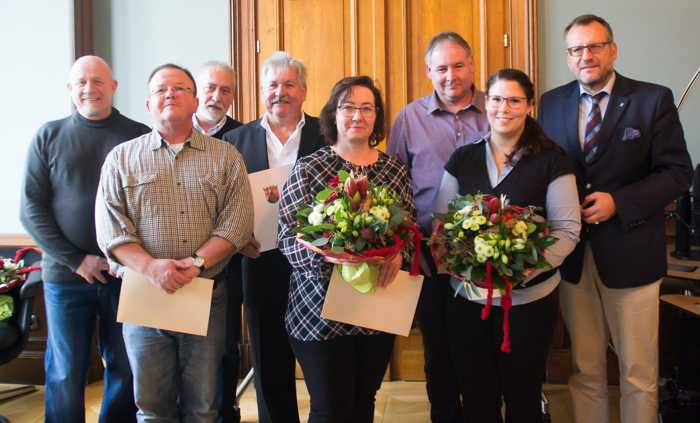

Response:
(199, 104), (226, 123)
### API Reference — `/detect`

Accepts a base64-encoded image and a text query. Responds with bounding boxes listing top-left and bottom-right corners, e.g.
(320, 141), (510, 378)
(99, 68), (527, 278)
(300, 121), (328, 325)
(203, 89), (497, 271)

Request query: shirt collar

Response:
(192, 114), (227, 136)
(579, 72), (616, 98)
(427, 86), (485, 115)
(148, 128), (203, 151)
(260, 112), (306, 133)
(477, 132), (524, 163)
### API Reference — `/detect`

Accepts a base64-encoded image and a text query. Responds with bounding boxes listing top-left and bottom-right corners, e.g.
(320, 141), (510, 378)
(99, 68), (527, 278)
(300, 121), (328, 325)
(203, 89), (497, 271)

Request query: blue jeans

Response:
(123, 280), (226, 423)
(43, 277), (136, 423)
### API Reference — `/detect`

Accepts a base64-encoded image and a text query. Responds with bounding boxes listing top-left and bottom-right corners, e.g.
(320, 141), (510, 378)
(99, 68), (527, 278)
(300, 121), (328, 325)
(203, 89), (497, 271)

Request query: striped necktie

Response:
(583, 92), (607, 163)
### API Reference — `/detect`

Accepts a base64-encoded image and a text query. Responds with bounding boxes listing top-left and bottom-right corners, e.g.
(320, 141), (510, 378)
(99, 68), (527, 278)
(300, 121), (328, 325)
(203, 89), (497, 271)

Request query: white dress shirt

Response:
(578, 72), (616, 149)
(260, 113), (305, 168)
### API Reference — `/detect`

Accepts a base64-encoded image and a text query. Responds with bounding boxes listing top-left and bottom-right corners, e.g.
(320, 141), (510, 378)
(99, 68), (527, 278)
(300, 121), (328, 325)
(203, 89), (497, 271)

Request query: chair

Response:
(0, 266), (42, 422)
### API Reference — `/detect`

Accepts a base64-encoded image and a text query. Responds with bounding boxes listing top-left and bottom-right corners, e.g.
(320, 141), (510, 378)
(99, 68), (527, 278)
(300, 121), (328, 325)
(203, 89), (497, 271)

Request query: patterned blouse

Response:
(278, 146), (416, 341)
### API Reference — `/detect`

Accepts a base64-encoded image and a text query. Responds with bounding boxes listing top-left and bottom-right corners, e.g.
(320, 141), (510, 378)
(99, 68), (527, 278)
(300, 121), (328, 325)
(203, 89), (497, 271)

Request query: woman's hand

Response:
(376, 253), (403, 288)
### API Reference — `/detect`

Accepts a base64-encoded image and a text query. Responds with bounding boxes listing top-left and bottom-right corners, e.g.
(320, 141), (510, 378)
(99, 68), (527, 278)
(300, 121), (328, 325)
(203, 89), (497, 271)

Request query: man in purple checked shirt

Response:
(387, 31), (489, 423)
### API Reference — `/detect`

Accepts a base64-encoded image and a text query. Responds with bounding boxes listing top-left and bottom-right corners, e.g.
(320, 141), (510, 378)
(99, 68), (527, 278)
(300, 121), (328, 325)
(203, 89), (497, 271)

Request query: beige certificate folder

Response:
(248, 164), (294, 252)
(321, 267), (424, 337)
(117, 268), (214, 336)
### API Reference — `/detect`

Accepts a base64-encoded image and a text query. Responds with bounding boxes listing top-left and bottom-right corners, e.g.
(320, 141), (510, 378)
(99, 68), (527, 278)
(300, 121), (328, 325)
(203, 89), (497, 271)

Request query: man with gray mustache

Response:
(221, 51), (324, 423)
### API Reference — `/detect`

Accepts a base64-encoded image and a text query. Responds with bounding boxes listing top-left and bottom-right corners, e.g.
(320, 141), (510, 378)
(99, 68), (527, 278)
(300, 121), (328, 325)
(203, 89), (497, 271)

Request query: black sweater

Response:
(20, 109), (150, 282)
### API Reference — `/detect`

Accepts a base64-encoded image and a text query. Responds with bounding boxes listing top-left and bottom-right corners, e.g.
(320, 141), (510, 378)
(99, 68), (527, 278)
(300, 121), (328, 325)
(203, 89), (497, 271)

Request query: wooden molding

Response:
(73, 0), (93, 58)
(0, 234), (36, 248)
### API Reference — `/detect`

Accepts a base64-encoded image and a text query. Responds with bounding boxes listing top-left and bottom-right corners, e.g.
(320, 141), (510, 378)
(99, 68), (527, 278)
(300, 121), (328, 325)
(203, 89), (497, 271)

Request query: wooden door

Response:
(229, 0), (538, 380)
(231, 0), (537, 136)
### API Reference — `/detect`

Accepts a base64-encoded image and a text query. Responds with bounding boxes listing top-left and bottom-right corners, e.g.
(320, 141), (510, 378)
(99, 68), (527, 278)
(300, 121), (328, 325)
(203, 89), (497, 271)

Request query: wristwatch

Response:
(191, 254), (206, 272)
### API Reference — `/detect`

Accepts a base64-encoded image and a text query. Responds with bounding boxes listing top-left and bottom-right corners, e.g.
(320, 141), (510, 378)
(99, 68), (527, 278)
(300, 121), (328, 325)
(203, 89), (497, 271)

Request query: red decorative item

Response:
(0, 247), (41, 293)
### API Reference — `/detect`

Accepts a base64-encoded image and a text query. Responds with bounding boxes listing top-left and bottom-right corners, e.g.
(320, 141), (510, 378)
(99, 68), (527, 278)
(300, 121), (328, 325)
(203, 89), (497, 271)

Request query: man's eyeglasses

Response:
(150, 85), (193, 97)
(565, 42), (611, 57)
(485, 95), (528, 109)
(337, 104), (377, 117)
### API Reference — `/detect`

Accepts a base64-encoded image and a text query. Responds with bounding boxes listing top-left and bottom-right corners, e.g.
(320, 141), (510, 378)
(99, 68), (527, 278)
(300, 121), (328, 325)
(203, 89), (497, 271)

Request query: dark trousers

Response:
(417, 242), (463, 423)
(290, 333), (395, 423)
(220, 258), (244, 423)
(446, 287), (559, 423)
(243, 251), (300, 423)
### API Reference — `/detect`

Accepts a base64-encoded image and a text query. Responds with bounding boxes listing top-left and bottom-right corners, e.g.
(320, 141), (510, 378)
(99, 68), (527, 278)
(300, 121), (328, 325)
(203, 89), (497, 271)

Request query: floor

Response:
(0, 380), (621, 422)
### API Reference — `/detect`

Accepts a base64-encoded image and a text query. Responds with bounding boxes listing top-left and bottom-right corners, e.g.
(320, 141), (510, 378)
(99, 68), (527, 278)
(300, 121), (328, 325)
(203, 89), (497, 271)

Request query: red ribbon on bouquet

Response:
(359, 224), (423, 276)
(479, 259), (512, 353)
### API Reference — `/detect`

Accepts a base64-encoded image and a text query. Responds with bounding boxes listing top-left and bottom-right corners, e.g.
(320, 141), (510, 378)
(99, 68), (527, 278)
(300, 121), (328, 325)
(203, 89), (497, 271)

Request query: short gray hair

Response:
(261, 51), (308, 89)
(424, 32), (472, 66)
(197, 61), (236, 81)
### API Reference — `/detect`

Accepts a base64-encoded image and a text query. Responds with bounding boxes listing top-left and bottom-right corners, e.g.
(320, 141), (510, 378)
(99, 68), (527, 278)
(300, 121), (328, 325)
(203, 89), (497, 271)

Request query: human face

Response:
(67, 56), (117, 120)
(146, 68), (198, 127)
(260, 67), (307, 121)
(336, 85), (377, 146)
(426, 41), (474, 106)
(196, 66), (235, 123)
(565, 22), (618, 92)
(486, 79), (532, 139)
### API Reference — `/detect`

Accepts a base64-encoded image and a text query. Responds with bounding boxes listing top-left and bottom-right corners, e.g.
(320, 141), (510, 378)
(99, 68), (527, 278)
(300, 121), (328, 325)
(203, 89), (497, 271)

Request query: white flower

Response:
(313, 203), (325, 214)
(308, 211), (324, 226)
(370, 206), (390, 223)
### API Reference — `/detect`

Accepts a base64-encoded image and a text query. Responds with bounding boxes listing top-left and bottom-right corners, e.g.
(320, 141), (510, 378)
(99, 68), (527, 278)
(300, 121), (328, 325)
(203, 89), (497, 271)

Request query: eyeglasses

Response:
(485, 95), (529, 109)
(337, 104), (376, 118)
(150, 85), (193, 97)
(566, 42), (611, 57)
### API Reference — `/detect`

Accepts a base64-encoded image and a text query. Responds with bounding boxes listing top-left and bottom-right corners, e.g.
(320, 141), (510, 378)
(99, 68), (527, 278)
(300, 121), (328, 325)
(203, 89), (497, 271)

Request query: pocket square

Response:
(622, 127), (641, 141)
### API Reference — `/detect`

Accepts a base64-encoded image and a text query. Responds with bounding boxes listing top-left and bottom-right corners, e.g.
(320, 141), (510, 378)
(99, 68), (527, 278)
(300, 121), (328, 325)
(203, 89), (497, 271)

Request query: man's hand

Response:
(376, 253), (403, 288)
(76, 255), (109, 284)
(144, 259), (197, 294)
(240, 238), (261, 259)
(581, 192), (616, 224)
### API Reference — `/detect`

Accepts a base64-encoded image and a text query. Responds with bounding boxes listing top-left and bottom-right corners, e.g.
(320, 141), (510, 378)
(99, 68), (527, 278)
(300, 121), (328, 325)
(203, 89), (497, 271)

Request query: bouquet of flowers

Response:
(294, 170), (421, 293)
(0, 247), (41, 321)
(429, 193), (557, 352)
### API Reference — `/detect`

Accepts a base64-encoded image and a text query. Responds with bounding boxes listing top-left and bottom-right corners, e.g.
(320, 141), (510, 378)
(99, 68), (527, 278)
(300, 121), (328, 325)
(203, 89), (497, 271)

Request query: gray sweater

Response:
(20, 109), (150, 282)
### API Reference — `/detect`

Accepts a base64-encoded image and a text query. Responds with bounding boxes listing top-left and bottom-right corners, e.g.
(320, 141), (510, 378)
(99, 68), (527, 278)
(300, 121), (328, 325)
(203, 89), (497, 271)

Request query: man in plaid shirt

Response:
(96, 63), (253, 422)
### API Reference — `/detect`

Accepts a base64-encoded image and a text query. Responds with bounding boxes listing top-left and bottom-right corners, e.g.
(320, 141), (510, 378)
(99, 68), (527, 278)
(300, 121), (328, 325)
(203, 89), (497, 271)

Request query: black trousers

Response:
(220, 257), (244, 423)
(243, 250), (300, 423)
(417, 242), (464, 423)
(290, 333), (395, 423)
(446, 287), (559, 423)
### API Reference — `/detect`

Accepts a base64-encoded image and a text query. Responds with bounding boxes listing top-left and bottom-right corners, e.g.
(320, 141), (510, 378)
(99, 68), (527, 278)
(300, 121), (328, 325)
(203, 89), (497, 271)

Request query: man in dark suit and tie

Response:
(221, 51), (325, 423)
(539, 14), (692, 423)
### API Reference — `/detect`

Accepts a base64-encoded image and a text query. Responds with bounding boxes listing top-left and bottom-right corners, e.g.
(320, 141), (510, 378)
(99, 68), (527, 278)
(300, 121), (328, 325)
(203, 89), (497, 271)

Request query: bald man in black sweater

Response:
(20, 55), (149, 423)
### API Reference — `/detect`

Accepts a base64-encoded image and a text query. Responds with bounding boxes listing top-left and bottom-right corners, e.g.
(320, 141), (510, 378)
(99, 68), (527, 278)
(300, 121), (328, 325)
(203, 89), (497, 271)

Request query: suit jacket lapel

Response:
(298, 114), (319, 159)
(564, 82), (583, 163)
(587, 73), (630, 166)
(250, 122), (269, 172)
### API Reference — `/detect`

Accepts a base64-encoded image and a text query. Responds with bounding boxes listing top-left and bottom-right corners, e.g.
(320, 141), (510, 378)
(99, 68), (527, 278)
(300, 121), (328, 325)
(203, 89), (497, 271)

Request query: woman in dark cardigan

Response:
(434, 69), (581, 422)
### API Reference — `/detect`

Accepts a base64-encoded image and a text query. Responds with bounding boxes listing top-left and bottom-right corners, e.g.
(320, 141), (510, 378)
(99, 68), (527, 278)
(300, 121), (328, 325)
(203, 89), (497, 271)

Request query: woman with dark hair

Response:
(277, 75), (415, 423)
(434, 68), (581, 422)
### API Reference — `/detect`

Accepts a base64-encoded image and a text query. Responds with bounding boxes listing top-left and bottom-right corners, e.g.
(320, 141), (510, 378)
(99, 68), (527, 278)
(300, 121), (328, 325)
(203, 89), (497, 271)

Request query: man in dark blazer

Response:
(222, 51), (325, 423)
(538, 14), (692, 423)
(193, 61), (244, 423)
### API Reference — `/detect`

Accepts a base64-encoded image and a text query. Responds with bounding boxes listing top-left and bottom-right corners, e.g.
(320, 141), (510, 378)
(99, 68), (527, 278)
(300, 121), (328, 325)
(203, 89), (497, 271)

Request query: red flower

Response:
(328, 175), (340, 187)
(486, 196), (500, 215)
(324, 191), (338, 204)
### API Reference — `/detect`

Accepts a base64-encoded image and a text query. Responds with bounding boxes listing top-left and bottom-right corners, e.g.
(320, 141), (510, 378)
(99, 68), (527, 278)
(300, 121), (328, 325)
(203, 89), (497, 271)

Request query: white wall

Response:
(0, 1), (74, 233)
(538, 0), (700, 165)
(92, 0), (231, 126)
